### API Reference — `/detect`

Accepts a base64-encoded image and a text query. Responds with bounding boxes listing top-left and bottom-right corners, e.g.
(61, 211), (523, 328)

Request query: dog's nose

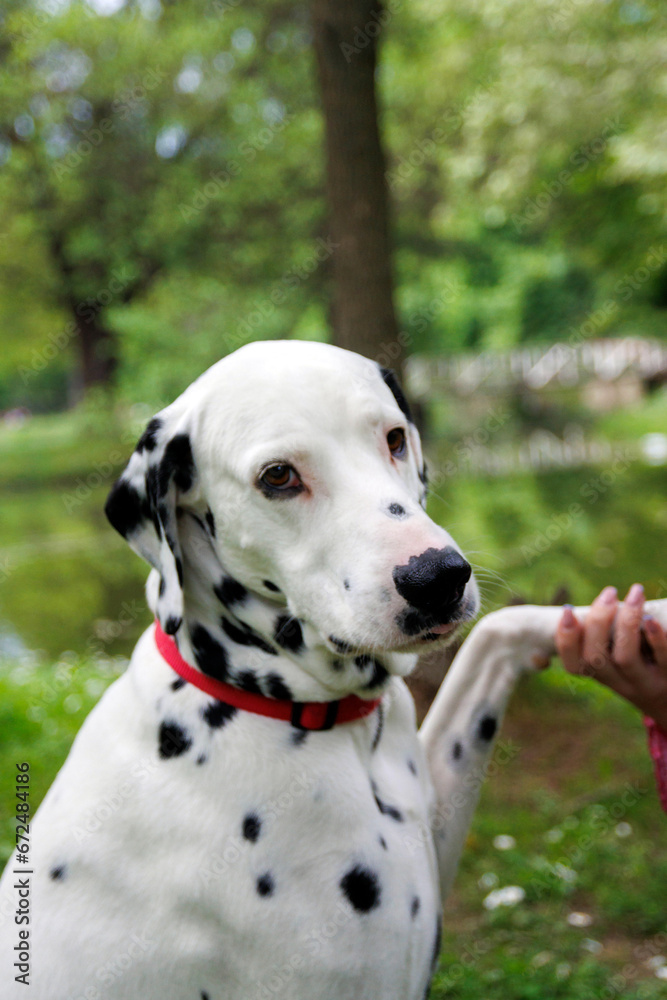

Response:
(392, 546), (471, 618)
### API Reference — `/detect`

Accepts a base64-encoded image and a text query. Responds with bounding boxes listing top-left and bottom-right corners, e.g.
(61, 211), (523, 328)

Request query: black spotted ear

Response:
(105, 413), (197, 636)
(378, 366), (413, 424)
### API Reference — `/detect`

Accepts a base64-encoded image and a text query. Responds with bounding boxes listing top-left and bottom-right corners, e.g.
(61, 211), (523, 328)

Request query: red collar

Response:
(154, 621), (382, 732)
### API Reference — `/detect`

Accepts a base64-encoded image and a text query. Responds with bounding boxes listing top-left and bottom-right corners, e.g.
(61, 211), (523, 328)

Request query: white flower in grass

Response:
(545, 828), (563, 843)
(615, 822), (632, 838)
(582, 939), (603, 954)
(567, 911), (593, 927)
(531, 951), (553, 968)
(554, 863), (577, 883)
(478, 872), (498, 890)
(646, 956), (666, 970)
(656, 967), (667, 981)
(483, 885), (525, 910)
(493, 834), (516, 850)
(556, 962), (572, 980)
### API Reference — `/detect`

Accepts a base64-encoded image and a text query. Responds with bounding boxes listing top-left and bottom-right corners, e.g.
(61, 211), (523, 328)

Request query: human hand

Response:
(555, 584), (667, 732)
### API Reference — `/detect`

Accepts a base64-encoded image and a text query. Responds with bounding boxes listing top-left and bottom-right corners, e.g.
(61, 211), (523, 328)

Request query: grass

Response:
(0, 657), (664, 998)
(430, 670), (667, 999)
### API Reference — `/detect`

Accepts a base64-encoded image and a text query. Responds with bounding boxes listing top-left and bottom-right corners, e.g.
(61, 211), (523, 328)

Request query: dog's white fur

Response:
(3, 341), (660, 1000)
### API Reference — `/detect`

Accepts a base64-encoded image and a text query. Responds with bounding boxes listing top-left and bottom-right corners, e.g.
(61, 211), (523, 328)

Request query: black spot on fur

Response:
(329, 635), (354, 654)
(235, 670), (261, 694)
(379, 366), (413, 423)
(343, 578), (351, 590)
(379, 835), (388, 850)
(159, 575), (166, 597)
(164, 614), (182, 636)
(331, 658), (344, 672)
(158, 433), (195, 496)
(363, 659), (389, 689)
(432, 915), (443, 970)
(355, 654), (372, 670)
(397, 609), (427, 636)
(407, 759), (418, 776)
(136, 417), (162, 453)
(291, 729), (308, 747)
(201, 700), (237, 730)
(419, 463), (428, 487)
(196, 754), (207, 765)
(191, 624), (229, 681)
(221, 617), (277, 656)
(266, 673), (293, 700)
(104, 479), (145, 538)
(452, 740), (463, 761)
(170, 677), (186, 692)
(340, 865), (381, 913)
(205, 509), (216, 536)
(274, 615), (304, 653)
(374, 794), (404, 822)
(371, 703), (384, 752)
(256, 873), (274, 897)
(214, 576), (248, 607)
(263, 579), (280, 592)
(49, 865), (67, 881)
(478, 715), (497, 742)
(201, 993), (210, 1000)
(242, 813), (262, 843)
(388, 503), (406, 518)
(158, 721), (192, 759)
(411, 895), (421, 918)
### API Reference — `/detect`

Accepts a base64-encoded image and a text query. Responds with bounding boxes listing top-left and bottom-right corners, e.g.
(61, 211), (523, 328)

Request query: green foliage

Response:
(0, 0), (665, 404)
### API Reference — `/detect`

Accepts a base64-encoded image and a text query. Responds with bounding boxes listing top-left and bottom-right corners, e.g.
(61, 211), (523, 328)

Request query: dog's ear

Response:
(105, 412), (197, 636)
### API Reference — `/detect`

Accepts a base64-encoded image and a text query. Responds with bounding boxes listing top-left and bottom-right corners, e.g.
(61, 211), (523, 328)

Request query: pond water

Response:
(1, 459), (667, 663)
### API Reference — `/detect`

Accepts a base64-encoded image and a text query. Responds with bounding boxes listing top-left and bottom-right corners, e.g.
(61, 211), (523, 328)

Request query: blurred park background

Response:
(1, 0), (666, 996)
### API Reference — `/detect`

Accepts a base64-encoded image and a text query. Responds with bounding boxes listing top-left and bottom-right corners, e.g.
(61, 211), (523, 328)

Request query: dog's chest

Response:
(19, 669), (440, 1000)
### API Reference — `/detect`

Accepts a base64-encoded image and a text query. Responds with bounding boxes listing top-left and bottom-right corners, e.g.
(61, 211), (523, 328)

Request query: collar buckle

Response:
(290, 700), (340, 732)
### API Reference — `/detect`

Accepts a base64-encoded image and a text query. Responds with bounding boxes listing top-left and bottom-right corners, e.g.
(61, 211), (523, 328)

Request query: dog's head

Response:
(106, 340), (478, 659)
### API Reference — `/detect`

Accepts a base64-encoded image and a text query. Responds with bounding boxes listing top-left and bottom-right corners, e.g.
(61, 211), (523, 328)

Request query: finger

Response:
(582, 585), (617, 667)
(613, 583), (645, 677)
(555, 605), (584, 674)
(642, 615), (667, 673)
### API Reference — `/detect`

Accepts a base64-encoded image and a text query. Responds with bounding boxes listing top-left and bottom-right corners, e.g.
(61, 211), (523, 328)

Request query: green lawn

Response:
(0, 657), (664, 998)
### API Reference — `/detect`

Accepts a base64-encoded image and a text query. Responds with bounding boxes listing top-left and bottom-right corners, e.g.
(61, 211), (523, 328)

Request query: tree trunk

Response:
(311, 0), (402, 369)
(75, 311), (117, 397)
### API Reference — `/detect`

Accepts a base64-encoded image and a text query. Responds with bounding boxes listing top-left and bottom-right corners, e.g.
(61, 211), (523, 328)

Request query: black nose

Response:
(392, 546), (471, 619)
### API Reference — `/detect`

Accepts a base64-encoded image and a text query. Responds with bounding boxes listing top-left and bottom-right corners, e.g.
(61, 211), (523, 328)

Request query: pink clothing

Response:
(645, 717), (667, 813)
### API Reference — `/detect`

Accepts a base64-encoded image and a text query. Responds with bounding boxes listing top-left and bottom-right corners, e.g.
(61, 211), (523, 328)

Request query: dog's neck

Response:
(146, 519), (414, 704)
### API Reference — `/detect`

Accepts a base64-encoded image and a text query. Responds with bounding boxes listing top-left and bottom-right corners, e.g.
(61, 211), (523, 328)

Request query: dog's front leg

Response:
(418, 605), (566, 904)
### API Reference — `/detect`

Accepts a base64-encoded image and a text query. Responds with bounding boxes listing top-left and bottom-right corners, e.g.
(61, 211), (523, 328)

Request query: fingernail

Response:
(561, 605), (576, 628)
(643, 614), (659, 632)
(626, 583), (644, 606)
(599, 586), (617, 605)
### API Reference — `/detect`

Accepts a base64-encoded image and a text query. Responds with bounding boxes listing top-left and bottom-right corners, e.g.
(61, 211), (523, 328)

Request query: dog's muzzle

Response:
(393, 546), (472, 636)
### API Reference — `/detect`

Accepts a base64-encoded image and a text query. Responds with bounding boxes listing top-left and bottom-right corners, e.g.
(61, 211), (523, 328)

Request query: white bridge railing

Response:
(406, 337), (667, 397)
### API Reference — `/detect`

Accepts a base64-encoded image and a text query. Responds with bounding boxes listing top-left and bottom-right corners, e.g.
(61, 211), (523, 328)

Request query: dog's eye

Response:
(387, 428), (406, 458)
(259, 464), (302, 492)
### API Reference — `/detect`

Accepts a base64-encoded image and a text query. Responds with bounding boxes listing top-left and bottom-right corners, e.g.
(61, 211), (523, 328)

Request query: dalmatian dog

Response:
(4, 340), (663, 1000)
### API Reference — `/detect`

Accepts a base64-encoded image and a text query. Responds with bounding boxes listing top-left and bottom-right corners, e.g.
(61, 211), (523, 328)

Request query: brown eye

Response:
(259, 464), (302, 494)
(387, 428), (406, 458)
